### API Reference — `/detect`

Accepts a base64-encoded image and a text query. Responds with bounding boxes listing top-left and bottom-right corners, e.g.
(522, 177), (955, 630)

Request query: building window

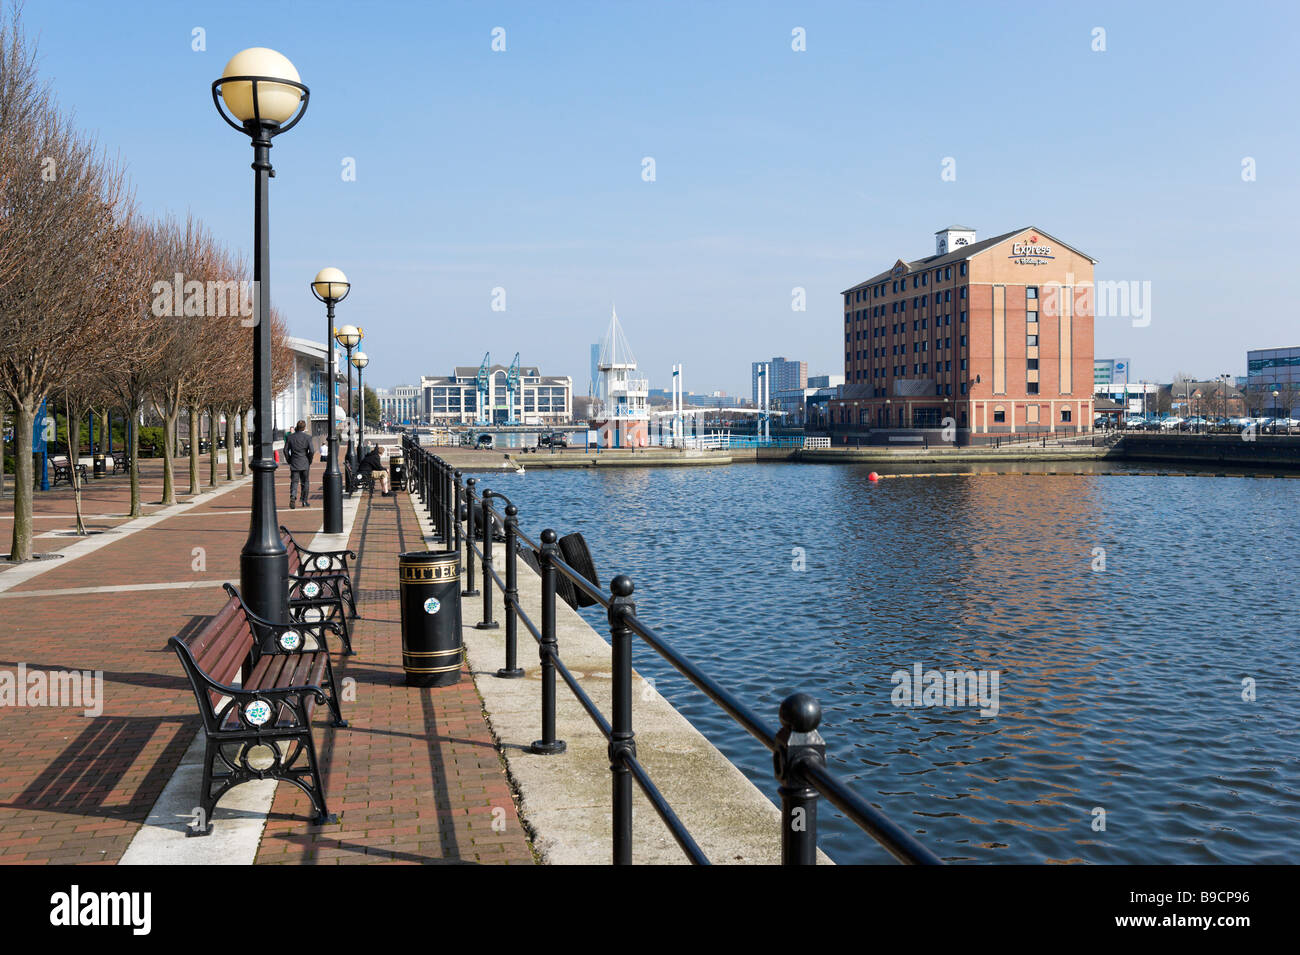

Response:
(1027, 358), (1039, 369)
(960, 263), (967, 276)
(945, 267), (951, 280)
(993, 408), (1006, 423)
(1027, 335), (1038, 346)
(1027, 382), (1040, 395)
(1061, 409), (1072, 422)
(1027, 286), (1038, 300)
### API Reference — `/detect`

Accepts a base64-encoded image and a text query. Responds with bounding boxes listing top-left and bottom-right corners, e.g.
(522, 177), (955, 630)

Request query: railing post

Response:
(773, 693), (826, 865)
(452, 470), (463, 552)
(476, 492), (499, 629)
(608, 575), (636, 865)
(462, 478), (479, 597)
(497, 503), (524, 678)
(443, 463), (455, 547)
(530, 528), (566, 755)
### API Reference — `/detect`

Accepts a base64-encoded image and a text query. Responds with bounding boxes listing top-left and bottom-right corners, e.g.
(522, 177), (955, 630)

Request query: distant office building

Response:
(376, 385), (420, 425)
(752, 357), (807, 406)
(772, 375), (844, 424)
(833, 224), (1096, 441)
(1094, 358), (1131, 389)
(420, 365), (572, 425)
(1247, 346), (1300, 416)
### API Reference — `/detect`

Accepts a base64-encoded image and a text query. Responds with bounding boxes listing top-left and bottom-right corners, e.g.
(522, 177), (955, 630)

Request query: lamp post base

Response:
(323, 469), (343, 534)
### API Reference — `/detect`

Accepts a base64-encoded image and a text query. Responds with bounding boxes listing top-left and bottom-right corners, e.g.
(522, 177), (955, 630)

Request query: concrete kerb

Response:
(409, 490), (831, 864)
(118, 491), (364, 865)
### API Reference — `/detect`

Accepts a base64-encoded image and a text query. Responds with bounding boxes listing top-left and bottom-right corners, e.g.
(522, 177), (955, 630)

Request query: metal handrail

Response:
(400, 434), (943, 866)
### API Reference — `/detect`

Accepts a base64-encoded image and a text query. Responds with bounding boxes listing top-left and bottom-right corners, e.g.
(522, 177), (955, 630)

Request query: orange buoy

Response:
(868, 471), (879, 482)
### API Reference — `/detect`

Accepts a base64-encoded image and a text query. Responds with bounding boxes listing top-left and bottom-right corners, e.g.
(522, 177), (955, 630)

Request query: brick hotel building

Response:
(832, 225), (1096, 443)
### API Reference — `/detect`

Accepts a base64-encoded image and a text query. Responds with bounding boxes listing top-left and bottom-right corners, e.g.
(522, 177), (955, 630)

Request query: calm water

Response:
(478, 462), (1300, 864)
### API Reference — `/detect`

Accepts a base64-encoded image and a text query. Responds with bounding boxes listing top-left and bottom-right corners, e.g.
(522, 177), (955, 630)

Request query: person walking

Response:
(285, 420), (315, 508)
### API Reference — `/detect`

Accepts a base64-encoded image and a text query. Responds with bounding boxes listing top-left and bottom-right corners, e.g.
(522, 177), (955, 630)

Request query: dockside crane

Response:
(475, 352), (491, 425)
(505, 352), (521, 424)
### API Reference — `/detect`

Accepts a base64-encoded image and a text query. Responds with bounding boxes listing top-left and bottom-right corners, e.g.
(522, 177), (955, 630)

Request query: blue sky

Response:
(18, 0), (1300, 394)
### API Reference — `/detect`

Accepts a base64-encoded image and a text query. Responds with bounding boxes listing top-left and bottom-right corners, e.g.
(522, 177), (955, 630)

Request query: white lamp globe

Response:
(352, 351), (369, 369)
(312, 267), (350, 302)
(220, 47), (302, 124)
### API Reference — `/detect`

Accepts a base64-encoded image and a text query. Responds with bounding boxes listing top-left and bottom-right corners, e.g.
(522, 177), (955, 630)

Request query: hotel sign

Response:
(1009, 234), (1054, 266)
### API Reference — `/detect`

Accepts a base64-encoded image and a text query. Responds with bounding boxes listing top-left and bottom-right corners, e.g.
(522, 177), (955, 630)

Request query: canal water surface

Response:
(479, 462), (1300, 864)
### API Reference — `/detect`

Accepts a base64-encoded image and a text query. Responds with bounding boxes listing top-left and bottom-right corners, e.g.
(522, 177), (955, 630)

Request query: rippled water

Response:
(478, 463), (1300, 864)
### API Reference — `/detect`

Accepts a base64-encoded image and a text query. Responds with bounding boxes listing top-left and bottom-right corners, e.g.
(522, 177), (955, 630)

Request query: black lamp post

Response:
(311, 268), (350, 534)
(335, 324), (361, 491)
(212, 47), (309, 623)
(352, 350), (369, 456)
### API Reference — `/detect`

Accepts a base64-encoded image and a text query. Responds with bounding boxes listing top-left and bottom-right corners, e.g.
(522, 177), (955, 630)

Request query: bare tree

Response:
(0, 9), (127, 559)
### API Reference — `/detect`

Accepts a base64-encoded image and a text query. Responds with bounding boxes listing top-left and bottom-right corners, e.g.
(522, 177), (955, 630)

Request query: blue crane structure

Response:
(505, 352), (521, 424)
(474, 352), (491, 425)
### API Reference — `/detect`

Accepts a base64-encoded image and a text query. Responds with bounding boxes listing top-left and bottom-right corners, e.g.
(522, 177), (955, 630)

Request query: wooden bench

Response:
(282, 536), (356, 655)
(280, 525), (358, 620)
(170, 584), (348, 834)
(48, 455), (88, 488)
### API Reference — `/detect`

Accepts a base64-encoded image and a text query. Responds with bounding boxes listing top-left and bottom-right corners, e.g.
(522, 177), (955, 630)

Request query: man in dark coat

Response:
(285, 420), (314, 508)
(358, 443), (391, 495)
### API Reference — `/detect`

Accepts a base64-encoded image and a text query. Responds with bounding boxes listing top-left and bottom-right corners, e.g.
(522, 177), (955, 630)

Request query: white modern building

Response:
(420, 365), (572, 425)
(272, 336), (345, 440)
(376, 385), (421, 425)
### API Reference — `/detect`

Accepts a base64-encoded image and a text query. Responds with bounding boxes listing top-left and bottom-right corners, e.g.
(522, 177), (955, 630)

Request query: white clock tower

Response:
(935, 225), (977, 256)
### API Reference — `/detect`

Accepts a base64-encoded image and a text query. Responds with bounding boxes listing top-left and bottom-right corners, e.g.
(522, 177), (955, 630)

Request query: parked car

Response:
(476, 432), (494, 449)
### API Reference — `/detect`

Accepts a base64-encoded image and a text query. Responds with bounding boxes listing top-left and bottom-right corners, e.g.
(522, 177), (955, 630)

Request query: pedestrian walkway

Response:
(0, 464), (534, 865)
(254, 489), (534, 864)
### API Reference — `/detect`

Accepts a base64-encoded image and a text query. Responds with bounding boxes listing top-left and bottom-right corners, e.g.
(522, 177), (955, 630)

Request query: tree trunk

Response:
(129, 410), (142, 516)
(8, 399), (37, 561)
(225, 410), (235, 481)
(161, 407), (178, 505)
(0, 398), (6, 500)
(240, 408), (249, 475)
(188, 405), (199, 496)
(208, 406), (218, 487)
(67, 406), (86, 535)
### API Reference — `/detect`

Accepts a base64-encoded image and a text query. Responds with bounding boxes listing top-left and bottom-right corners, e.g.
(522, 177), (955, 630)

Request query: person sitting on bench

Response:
(358, 444), (390, 495)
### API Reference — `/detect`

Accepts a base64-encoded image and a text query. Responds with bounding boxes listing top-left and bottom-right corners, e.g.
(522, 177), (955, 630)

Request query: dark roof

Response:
(934, 224), (976, 233)
(842, 226), (1097, 295)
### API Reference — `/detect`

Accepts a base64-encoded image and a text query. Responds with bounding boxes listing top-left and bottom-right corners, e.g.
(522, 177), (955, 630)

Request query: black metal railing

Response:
(401, 435), (942, 866)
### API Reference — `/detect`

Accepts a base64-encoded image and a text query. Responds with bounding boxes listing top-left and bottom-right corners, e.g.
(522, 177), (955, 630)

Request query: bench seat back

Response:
(173, 597), (255, 730)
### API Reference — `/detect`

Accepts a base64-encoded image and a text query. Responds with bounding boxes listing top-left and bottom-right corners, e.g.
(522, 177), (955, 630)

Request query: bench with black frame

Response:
(112, 452), (131, 475)
(48, 454), (88, 488)
(280, 525), (358, 620)
(169, 584), (349, 835)
(284, 553), (355, 656)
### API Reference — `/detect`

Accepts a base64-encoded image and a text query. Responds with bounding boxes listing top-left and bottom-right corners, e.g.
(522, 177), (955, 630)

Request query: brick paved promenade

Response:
(0, 460), (535, 864)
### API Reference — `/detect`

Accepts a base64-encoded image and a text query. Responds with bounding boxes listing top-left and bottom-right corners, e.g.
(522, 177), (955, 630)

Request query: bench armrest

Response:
(288, 574), (348, 604)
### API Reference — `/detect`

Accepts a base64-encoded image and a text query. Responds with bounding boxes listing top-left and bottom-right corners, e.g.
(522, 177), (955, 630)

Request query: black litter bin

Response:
(391, 454), (406, 491)
(92, 453), (106, 478)
(398, 549), (462, 686)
